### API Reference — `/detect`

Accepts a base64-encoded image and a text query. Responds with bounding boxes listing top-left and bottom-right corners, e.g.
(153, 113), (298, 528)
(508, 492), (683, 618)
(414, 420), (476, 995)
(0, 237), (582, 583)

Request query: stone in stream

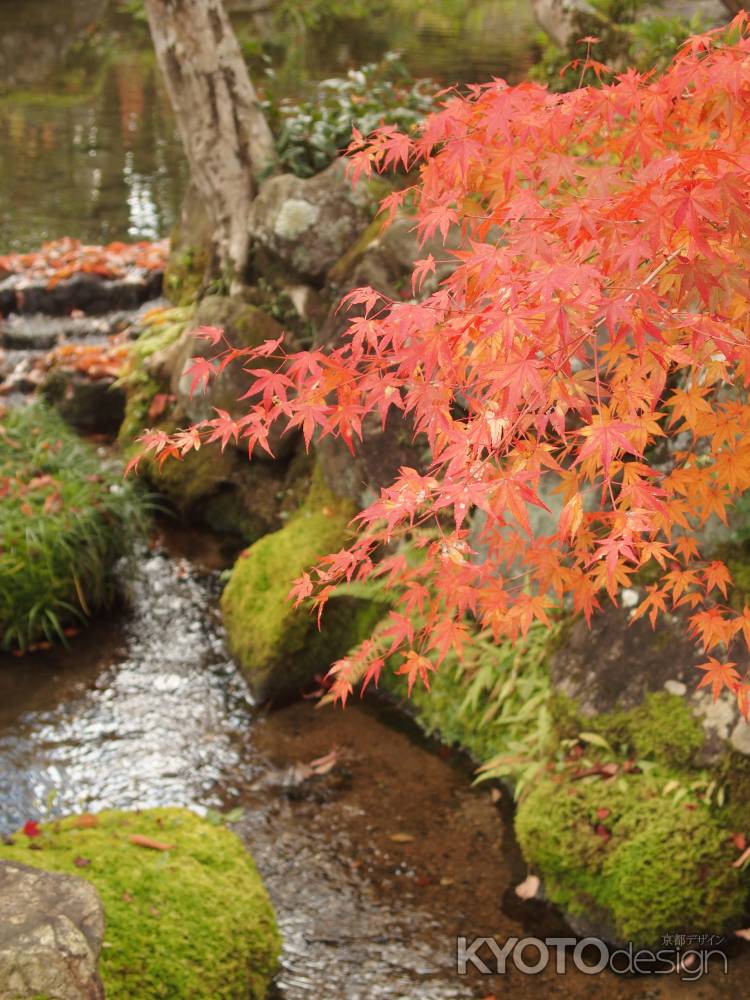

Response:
(1, 309), (139, 351)
(0, 860), (105, 1000)
(0, 269), (163, 318)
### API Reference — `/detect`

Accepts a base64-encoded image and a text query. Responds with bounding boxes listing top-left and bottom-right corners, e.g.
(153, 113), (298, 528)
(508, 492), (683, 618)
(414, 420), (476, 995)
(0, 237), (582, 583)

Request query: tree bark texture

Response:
(144, 0), (276, 279)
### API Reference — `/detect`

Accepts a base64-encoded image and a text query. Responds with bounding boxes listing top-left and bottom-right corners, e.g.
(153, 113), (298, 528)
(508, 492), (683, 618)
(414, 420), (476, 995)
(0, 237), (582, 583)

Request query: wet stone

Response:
(0, 860), (105, 1000)
(1, 309), (140, 351)
(0, 269), (162, 317)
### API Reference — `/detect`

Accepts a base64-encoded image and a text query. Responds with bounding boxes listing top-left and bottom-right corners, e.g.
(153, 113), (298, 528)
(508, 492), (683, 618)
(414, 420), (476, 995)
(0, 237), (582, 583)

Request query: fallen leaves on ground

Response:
(44, 340), (130, 381)
(0, 238), (168, 287)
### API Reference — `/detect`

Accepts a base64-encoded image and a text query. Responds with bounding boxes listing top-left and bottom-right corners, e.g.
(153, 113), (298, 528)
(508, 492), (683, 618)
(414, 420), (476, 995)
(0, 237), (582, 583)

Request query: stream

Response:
(0, 532), (748, 998)
(3, 2), (750, 997)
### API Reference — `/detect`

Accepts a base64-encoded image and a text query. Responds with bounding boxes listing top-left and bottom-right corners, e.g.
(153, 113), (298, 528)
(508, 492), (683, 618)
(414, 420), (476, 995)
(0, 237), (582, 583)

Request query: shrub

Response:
(0, 403), (147, 650)
(264, 52), (437, 177)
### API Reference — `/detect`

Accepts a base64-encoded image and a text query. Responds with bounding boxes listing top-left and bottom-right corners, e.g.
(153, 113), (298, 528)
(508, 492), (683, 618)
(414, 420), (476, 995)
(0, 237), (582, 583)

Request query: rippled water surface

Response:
(2, 545), (749, 998)
(0, 549), (254, 828)
(0, 0), (536, 252)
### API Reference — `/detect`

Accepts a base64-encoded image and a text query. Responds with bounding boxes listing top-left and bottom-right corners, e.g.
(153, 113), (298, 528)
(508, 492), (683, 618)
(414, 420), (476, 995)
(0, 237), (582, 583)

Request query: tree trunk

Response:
(144, 0), (276, 282)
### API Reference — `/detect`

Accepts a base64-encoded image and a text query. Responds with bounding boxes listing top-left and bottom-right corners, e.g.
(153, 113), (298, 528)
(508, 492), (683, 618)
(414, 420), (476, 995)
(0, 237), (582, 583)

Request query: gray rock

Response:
(1, 310), (139, 351)
(42, 368), (126, 435)
(0, 860), (104, 1000)
(530, 0), (598, 48)
(171, 294), (297, 461)
(550, 599), (750, 764)
(531, 0), (727, 50)
(247, 159), (376, 284)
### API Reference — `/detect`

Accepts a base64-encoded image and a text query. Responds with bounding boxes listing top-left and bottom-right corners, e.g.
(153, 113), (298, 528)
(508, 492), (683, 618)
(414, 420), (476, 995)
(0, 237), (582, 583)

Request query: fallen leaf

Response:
(22, 820), (41, 839)
(595, 807), (610, 821)
(73, 814), (99, 829)
(73, 856), (91, 868)
(308, 749), (338, 775)
(389, 833), (415, 843)
(733, 832), (747, 852)
(594, 824), (611, 842)
(148, 393), (172, 421)
(733, 845), (750, 869)
(514, 874), (540, 900)
(122, 891), (133, 903)
(129, 834), (175, 851)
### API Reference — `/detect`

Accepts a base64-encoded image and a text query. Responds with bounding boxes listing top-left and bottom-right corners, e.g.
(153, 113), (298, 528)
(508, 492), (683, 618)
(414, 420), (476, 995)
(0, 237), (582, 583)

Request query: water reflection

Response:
(0, 551), (256, 831)
(0, 0), (537, 253)
(0, 53), (185, 253)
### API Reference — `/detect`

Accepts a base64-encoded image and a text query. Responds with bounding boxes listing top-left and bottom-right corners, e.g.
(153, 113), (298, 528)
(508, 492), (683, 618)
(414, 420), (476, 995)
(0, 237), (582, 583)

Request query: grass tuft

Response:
(0, 403), (148, 650)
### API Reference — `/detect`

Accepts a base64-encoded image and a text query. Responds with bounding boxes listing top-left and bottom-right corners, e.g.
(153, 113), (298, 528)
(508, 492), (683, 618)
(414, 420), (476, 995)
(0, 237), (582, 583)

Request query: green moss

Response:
(117, 372), (161, 452)
(515, 774), (746, 945)
(0, 403), (148, 650)
(0, 808), (279, 999)
(550, 691), (705, 770)
(221, 471), (387, 702)
(164, 243), (211, 306)
(147, 445), (239, 511)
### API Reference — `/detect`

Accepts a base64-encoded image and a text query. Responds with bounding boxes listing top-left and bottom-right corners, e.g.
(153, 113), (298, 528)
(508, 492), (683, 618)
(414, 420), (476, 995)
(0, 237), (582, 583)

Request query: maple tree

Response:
(134, 16), (750, 716)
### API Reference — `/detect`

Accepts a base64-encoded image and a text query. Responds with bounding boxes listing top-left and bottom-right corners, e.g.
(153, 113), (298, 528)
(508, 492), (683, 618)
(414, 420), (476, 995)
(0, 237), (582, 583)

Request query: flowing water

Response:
(1, 536), (746, 999)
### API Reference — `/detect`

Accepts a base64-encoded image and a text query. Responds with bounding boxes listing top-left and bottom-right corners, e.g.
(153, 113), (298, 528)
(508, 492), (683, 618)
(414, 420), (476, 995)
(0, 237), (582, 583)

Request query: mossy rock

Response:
(515, 773), (747, 946)
(221, 475), (387, 702)
(0, 808), (280, 1000)
(551, 690), (705, 771)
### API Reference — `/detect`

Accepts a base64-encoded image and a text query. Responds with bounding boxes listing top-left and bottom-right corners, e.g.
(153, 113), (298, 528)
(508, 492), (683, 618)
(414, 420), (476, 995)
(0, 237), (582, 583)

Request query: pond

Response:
(0, 0), (537, 253)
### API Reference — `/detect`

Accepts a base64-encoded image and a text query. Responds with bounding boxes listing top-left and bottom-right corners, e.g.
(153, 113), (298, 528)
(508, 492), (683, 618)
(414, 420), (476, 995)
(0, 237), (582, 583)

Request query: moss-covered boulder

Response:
(0, 808), (280, 1000)
(246, 159), (376, 284)
(221, 475), (387, 703)
(549, 599), (750, 764)
(515, 772), (747, 946)
(143, 442), (288, 543)
(0, 402), (147, 651)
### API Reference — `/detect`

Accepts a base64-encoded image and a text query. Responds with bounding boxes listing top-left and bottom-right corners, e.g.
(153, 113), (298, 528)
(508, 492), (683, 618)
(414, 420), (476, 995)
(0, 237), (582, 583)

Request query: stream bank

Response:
(2, 532), (750, 997)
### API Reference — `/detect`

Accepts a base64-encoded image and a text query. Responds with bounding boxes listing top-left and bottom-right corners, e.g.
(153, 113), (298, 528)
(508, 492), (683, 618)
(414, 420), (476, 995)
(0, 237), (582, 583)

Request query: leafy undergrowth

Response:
(0, 403), (147, 651)
(265, 52), (437, 177)
(0, 808), (280, 1000)
(0, 237), (168, 286)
